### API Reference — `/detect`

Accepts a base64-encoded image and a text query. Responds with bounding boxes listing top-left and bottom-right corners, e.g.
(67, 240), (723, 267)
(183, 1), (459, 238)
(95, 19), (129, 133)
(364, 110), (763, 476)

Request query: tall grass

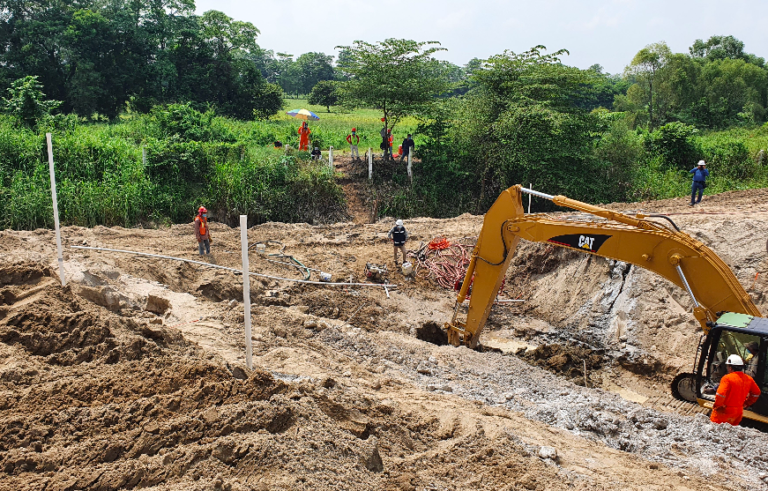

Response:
(0, 109), (346, 230)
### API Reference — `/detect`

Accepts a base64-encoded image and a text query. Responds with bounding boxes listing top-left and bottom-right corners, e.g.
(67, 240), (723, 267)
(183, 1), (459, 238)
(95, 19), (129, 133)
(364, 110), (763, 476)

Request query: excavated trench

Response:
(4, 195), (768, 489)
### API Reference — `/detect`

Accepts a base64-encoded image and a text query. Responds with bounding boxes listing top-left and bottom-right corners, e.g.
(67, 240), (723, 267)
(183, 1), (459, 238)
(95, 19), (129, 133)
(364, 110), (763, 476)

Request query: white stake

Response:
(407, 152), (412, 181)
(368, 148), (373, 180)
(240, 215), (253, 370)
(528, 183), (532, 214)
(46, 133), (66, 287)
(328, 146), (334, 168)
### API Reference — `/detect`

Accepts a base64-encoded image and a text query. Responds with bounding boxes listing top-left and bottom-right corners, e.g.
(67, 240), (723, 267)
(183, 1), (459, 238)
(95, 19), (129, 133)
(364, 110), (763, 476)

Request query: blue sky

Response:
(196, 0), (768, 74)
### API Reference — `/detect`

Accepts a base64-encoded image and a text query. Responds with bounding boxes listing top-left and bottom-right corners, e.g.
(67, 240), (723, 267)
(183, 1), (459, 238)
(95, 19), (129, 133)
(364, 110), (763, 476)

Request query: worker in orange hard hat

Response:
(194, 206), (211, 255)
(710, 354), (760, 425)
(298, 121), (311, 151)
(346, 128), (360, 161)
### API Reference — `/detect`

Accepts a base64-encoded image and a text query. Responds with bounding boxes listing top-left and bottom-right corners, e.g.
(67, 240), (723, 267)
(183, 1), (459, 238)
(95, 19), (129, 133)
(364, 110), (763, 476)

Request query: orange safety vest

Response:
(196, 216), (207, 237)
(711, 371), (760, 425)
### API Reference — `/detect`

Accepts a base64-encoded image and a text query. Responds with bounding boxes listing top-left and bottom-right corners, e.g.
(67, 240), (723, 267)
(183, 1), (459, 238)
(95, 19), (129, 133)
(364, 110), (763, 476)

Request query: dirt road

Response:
(2, 188), (768, 490)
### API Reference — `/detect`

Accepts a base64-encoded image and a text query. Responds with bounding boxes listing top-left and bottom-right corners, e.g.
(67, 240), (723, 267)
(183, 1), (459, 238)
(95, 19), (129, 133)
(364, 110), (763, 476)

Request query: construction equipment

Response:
(446, 185), (768, 424)
(364, 263), (389, 283)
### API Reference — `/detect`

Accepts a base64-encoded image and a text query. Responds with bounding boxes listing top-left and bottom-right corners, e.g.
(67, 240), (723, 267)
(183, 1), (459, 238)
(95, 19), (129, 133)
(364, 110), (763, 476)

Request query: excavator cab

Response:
(692, 313), (768, 422)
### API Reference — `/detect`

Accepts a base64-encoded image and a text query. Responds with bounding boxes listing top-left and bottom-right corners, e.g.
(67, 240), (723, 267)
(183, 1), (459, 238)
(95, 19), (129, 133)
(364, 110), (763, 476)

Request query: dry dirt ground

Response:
(3, 187), (768, 490)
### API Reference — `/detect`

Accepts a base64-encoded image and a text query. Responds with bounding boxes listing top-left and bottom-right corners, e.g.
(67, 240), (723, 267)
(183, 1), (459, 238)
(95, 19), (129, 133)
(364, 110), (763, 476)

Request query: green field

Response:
(265, 98), (420, 154)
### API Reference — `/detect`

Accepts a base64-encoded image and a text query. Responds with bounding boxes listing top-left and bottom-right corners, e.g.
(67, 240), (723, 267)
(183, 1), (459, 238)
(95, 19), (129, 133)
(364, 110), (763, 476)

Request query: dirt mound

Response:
(0, 262), (52, 286)
(522, 343), (605, 386)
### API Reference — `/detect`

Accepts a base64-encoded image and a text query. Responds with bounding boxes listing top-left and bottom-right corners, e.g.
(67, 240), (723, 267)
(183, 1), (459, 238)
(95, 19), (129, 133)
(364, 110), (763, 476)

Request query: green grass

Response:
(264, 98), (420, 155)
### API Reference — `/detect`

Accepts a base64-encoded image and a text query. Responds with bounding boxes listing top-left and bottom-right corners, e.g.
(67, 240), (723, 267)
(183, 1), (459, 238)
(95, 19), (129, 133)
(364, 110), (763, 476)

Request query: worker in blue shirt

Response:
(689, 160), (709, 206)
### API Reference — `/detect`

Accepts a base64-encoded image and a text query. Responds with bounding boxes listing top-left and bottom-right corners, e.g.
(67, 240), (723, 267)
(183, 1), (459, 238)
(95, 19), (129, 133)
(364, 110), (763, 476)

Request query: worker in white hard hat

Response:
(689, 160), (709, 206)
(710, 354), (761, 425)
(387, 219), (409, 266)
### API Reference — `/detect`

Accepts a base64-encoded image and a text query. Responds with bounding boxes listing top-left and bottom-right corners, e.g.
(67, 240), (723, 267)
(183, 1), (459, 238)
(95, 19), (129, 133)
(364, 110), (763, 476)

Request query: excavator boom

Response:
(446, 185), (760, 348)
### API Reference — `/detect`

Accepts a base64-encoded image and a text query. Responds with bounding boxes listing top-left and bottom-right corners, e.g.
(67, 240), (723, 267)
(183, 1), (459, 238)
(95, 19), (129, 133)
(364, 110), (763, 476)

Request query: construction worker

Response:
(311, 147), (322, 160)
(399, 134), (415, 164)
(387, 219), (409, 266)
(298, 121), (311, 151)
(347, 128), (360, 160)
(194, 206), (211, 255)
(710, 354), (760, 425)
(380, 122), (391, 160)
(689, 160), (709, 206)
(744, 341), (759, 378)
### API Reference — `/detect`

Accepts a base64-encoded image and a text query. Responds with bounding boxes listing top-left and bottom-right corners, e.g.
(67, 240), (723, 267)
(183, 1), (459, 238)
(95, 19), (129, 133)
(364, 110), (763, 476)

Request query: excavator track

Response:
(642, 395), (710, 417)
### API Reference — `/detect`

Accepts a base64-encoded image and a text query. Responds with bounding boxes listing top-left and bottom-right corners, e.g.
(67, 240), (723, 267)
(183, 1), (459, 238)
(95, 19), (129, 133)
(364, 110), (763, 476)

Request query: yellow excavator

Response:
(446, 185), (768, 424)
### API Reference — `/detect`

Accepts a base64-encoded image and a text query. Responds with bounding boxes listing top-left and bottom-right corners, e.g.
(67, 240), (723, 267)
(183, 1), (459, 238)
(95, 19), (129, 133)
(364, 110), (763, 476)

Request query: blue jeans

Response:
(198, 239), (210, 255)
(691, 181), (704, 204)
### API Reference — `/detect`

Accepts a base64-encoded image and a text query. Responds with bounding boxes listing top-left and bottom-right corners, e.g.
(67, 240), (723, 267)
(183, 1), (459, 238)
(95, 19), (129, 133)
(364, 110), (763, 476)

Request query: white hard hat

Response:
(697, 160), (706, 166)
(726, 354), (744, 366)
(396, 219), (403, 226)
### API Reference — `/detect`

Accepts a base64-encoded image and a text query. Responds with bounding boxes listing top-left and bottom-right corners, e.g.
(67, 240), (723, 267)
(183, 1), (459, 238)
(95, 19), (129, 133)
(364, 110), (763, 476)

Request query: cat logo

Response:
(547, 234), (611, 253)
(578, 235), (595, 250)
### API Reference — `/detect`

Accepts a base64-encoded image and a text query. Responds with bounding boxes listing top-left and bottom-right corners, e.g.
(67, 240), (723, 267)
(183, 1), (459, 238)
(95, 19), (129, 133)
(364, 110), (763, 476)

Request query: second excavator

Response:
(445, 185), (768, 425)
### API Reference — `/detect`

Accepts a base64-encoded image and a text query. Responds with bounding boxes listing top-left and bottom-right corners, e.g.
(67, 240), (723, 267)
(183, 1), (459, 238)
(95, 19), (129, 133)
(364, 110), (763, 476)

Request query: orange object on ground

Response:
(428, 237), (451, 250)
(298, 124), (311, 151)
(710, 371), (760, 425)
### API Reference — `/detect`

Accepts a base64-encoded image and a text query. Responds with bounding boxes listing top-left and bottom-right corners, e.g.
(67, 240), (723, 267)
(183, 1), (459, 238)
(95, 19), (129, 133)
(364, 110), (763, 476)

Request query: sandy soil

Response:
(2, 187), (768, 490)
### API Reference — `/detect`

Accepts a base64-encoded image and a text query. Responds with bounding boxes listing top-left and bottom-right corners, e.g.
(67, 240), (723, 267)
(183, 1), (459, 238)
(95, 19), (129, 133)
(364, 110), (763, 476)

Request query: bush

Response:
(644, 122), (701, 170)
(699, 134), (755, 179)
(0, 111), (345, 230)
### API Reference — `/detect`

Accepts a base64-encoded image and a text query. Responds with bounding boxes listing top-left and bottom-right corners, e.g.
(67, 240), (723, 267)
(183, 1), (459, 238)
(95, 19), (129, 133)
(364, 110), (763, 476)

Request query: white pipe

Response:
(520, 187), (554, 200)
(675, 264), (700, 308)
(528, 183), (532, 214)
(240, 216), (252, 370)
(265, 258), (322, 273)
(69, 246), (398, 289)
(47, 133), (66, 287)
(328, 146), (334, 168)
(368, 148), (373, 180)
(407, 152), (412, 181)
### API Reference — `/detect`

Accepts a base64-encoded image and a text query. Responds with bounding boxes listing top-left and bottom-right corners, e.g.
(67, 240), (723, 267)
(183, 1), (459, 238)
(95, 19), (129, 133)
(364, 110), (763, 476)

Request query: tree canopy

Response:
(0, 0), (283, 119)
(335, 39), (450, 131)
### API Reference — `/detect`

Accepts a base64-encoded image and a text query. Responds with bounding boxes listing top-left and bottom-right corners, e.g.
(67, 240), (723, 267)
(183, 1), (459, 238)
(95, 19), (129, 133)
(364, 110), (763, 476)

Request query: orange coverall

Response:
(298, 124), (311, 151)
(710, 371), (761, 425)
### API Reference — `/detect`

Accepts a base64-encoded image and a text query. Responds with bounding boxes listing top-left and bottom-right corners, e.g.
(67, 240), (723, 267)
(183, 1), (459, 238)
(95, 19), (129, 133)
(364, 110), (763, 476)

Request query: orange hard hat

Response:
(198, 206), (207, 214)
(352, 128), (356, 132)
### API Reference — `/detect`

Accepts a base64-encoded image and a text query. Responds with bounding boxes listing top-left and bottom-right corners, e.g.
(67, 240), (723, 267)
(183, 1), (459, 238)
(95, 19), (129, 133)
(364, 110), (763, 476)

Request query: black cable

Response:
(475, 220), (511, 267)
(647, 214), (681, 232)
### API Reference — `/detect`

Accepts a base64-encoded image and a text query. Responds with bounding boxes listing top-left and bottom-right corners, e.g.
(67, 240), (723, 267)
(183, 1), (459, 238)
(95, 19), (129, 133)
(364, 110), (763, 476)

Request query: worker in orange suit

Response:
(298, 121), (311, 151)
(194, 206), (211, 255)
(710, 354), (760, 425)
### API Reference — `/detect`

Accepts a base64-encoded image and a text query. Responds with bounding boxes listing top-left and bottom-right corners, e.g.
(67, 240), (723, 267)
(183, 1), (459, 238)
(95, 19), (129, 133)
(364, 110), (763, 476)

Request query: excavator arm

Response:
(446, 185), (760, 348)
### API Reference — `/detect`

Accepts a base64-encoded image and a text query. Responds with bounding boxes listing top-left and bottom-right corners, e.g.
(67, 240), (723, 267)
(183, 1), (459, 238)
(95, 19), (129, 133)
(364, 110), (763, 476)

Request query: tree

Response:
(295, 52), (335, 95)
(308, 81), (338, 112)
(2, 76), (61, 127)
(625, 42), (672, 130)
(335, 38), (450, 136)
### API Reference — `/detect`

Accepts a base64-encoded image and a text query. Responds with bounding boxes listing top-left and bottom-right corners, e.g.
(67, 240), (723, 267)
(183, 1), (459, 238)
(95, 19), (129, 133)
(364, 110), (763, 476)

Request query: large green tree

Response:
(295, 52), (334, 95)
(0, 1), (283, 119)
(335, 38), (450, 134)
(624, 42), (672, 131)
